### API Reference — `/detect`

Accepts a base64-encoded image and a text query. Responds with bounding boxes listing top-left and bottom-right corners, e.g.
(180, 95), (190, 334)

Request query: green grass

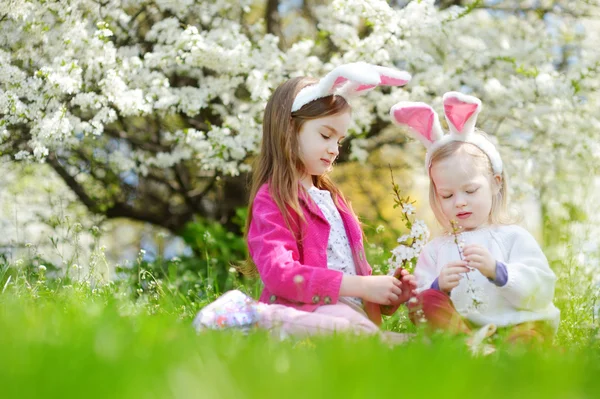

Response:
(0, 222), (598, 398)
(0, 283), (599, 399)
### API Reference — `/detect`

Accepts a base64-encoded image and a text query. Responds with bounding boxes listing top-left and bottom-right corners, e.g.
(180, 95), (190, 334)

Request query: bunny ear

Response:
(292, 62), (380, 112)
(373, 65), (411, 87)
(321, 62), (381, 94)
(332, 76), (349, 91)
(443, 92), (482, 136)
(342, 65), (411, 95)
(390, 102), (444, 148)
(291, 62), (412, 112)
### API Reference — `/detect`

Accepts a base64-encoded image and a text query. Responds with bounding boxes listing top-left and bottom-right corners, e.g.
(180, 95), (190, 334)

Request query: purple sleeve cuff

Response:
(431, 277), (441, 291)
(489, 261), (508, 287)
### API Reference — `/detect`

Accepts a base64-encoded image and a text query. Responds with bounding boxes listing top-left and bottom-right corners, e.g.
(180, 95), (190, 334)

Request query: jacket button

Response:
(312, 295), (320, 304)
(269, 294), (276, 303)
(323, 296), (332, 305)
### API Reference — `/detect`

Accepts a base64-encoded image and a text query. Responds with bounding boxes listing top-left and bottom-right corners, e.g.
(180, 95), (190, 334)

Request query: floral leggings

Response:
(193, 290), (379, 338)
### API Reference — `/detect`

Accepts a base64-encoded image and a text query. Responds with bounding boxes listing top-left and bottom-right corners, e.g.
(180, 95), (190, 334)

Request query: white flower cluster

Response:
(0, 0), (598, 249)
(388, 219), (429, 273)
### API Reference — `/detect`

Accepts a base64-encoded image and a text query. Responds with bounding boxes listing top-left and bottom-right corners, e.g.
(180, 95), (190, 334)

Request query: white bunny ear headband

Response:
(389, 91), (503, 174)
(291, 62), (411, 113)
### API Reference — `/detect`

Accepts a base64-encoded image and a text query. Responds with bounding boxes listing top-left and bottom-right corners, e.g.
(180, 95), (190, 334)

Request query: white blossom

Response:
(0, 0), (597, 264)
(402, 204), (415, 215)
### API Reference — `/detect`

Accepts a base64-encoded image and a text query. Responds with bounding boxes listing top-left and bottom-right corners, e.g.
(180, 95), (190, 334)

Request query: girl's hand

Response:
(438, 260), (470, 293)
(392, 267), (417, 304)
(463, 244), (496, 279)
(361, 275), (404, 305)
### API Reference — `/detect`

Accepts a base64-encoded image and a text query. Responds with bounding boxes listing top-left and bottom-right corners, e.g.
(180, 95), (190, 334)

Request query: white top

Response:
(307, 187), (363, 308)
(415, 224), (560, 330)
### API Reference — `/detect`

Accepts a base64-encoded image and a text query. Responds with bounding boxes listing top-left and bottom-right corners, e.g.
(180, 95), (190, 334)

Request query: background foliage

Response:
(0, 2), (599, 395)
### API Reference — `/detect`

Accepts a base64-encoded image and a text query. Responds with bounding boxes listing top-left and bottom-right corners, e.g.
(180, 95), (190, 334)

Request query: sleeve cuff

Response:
(431, 277), (441, 291)
(488, 261), (508, 287)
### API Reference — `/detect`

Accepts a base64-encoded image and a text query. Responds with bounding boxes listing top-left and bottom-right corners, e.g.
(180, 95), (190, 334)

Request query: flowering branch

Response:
(449, 220), (485, 312)
(386, 167), (429, 274)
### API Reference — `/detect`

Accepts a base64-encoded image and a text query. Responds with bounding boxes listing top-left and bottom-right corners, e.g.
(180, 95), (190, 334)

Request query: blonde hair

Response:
(242, 77), (353, 276)
(428, 138), (516, 230)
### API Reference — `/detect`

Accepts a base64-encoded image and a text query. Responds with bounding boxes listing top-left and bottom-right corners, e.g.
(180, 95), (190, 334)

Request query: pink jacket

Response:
(247, 183), (399, 325)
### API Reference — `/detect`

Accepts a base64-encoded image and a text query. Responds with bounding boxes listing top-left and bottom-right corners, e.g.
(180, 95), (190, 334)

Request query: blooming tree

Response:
(1, 0), (599, 237)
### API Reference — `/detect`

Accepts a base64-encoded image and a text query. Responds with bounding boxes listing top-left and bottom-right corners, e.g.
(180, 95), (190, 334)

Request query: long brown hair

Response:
(242, 76), (352, 276)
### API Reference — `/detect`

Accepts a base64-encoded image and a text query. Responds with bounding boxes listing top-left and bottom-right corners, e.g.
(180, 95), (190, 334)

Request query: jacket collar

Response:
(298, 185), (329, 225)
(298, 184), (359, 242)
(298, 184), (369, 275)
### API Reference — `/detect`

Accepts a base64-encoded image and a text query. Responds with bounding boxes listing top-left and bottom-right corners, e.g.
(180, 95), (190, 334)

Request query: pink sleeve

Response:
(247, 189), (343, 305)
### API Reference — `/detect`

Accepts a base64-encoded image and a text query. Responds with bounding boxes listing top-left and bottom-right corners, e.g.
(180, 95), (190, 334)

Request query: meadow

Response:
(2, 0), (600, 397)
(1, 223), (598, 399)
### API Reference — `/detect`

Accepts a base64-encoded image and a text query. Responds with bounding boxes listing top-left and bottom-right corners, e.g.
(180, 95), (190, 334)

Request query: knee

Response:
(407, 289), (450, 323)
(354, 320), (380, 335)
(337, 305), (379, 334)
(506, 330), (545, 346)
(407, 289), (449, 311)
(505, 322), (552, 346)
(420, 288), (449, 301)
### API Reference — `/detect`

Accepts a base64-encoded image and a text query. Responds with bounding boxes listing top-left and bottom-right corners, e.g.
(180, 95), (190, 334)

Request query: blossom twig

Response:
(386, 167), (429, 274)
(450, 220), (484, 312)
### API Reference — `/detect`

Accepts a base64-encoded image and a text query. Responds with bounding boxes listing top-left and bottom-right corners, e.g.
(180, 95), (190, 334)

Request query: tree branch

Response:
(105, 201), (192, 234)
(188, 175), (218, 199)
(106, 116), (170, 153)
(265, 0), (285, 49)
(47, 153), (99, 212)
(472, 4), (597, 19)
(144, 169), (179, 193)
(173, 162), (205, 214)
(48, 151), (191, 233)
(302, 0), (340, 54)
(337, 116), (390, 163)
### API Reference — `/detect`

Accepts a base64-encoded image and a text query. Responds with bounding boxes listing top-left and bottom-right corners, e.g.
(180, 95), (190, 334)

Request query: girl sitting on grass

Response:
(390, 92), (560, 346)
(195, 63), (416, 341)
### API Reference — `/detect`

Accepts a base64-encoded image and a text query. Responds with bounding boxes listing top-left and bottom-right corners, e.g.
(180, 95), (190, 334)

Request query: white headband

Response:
(291, 62), (411, 113)
(389, 91), (503, 174)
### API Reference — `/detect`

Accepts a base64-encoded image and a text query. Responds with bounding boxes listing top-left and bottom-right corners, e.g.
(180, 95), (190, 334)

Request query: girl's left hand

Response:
(462, 244), (496, 280)
(392, 267), (417, 304)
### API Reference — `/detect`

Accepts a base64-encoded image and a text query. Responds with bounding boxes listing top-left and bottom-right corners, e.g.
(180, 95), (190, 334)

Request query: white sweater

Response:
(415, 225), (560, 330)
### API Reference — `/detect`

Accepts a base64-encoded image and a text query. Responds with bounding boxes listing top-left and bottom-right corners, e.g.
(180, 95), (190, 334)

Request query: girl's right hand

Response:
(361, 275), (404, 305)
(340, 275), (403, 305)
(438, 260), (470, 293)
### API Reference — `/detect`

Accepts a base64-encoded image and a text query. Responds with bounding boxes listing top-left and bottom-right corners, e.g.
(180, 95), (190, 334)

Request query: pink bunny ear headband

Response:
(389, 91), (503, 174)
(291, 62), (411, 113)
